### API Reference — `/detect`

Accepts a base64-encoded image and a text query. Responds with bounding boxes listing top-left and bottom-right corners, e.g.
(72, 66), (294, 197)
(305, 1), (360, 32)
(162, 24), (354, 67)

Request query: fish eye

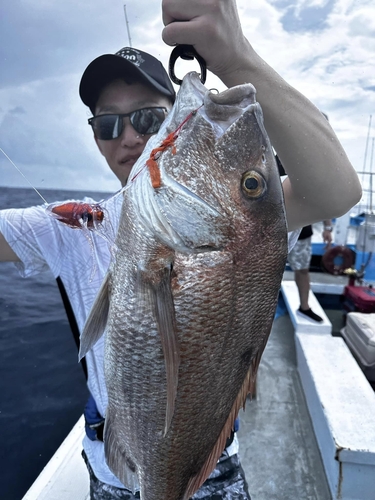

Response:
(241, 171), (266, 198)
(82, 211), (93, 223)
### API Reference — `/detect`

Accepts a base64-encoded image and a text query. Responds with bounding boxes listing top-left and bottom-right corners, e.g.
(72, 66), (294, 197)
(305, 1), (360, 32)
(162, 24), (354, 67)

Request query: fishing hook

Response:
(168, 45), (207, 86)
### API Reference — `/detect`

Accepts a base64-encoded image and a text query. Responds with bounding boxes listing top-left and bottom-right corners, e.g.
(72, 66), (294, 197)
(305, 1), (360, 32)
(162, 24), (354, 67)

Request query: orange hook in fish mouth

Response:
(145, 105), (204, 189)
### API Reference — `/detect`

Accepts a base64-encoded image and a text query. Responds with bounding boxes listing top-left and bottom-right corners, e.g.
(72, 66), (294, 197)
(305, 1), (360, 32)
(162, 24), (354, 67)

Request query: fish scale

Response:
(80, 71), (288, 499)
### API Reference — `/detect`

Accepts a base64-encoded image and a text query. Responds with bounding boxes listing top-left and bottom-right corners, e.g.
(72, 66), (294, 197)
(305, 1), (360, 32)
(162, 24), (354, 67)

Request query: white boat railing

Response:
(22, 415), (89, 500)
(282, 279), (375, 500)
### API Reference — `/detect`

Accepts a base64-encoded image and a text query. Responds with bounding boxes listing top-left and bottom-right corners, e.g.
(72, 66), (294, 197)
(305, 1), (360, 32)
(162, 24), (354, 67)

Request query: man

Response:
(0, 0), (361, 498)
(275, 157), (334, 322)
(289, 222), (333, 322)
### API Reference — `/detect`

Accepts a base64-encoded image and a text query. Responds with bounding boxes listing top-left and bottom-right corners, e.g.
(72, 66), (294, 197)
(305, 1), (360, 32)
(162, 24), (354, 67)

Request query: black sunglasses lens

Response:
(90, 108), (166, 140)
(131, 108), (165, 135)
(91, 115), (122, 140)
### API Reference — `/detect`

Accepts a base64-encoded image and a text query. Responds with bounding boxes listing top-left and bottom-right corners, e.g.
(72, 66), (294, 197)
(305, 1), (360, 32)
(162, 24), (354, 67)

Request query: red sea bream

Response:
(80, 72), (288, 500)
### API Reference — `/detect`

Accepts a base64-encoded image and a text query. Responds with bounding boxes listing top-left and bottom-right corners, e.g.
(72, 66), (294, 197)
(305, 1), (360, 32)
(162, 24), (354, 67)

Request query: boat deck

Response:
(238, 313), (331, 500)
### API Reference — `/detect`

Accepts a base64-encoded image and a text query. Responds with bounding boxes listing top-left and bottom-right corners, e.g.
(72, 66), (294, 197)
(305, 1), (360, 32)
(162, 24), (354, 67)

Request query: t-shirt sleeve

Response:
(0, 204), (65, 278)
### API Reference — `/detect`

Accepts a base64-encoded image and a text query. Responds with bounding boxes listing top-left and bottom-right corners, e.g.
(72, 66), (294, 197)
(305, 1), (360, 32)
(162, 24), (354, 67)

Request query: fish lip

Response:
(198, 100), (259, 140)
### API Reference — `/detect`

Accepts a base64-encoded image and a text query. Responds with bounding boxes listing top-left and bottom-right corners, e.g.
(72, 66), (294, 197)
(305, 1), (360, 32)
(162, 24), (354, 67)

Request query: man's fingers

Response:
(162, 19), (204, 48)
(162, 0), (206, 26)
(162, 22), (186, 47)
(161, 0), (249, 82)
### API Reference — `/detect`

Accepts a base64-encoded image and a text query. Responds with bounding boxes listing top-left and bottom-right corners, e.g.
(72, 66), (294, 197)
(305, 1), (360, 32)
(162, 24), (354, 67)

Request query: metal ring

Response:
(168, 45), (207, 86)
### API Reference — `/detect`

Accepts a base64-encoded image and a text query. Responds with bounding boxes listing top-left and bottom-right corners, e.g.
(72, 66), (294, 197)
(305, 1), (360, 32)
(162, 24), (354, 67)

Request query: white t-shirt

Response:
(0, 193), (298, 489)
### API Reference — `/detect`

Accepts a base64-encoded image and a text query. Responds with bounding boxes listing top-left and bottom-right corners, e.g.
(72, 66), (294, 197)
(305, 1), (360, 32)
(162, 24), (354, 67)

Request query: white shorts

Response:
(287, 237), (312, 271)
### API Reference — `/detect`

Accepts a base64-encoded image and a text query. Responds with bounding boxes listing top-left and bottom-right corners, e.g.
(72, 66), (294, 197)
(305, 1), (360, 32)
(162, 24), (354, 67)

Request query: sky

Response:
(0, 0), (374, 195)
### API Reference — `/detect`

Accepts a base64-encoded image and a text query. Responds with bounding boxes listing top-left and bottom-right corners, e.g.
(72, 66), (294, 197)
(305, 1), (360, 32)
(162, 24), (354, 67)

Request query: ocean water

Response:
(0, 187), (112, 500)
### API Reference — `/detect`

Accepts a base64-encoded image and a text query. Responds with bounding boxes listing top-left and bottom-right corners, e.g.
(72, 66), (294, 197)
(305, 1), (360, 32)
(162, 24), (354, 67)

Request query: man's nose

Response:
(119, 117), (144, 147)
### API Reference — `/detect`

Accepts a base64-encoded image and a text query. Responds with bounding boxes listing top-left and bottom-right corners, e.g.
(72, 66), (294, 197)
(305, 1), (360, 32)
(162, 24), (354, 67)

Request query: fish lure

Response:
(46, 201), (105, 230)
(0, 147), (116, 280)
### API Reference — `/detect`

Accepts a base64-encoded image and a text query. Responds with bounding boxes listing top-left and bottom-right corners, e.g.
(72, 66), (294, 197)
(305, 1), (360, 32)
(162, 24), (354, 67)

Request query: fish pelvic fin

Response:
(104, 409), (140, 494)
(138, 265), (180, 436)
(183, 352), (263, 500)
(79, 272), (110, 360)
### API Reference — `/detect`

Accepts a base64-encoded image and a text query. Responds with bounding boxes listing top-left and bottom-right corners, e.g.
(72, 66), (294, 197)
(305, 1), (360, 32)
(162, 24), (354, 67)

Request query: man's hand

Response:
(322, 229), (332, 248)
(0, 232), (19, 262)
(162, 0), (250, 81)
(161, 0), (362, 231)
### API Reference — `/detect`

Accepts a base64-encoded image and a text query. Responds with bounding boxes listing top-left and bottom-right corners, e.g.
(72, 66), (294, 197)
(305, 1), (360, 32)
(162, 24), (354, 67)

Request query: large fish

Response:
(80, 72), (288, 500)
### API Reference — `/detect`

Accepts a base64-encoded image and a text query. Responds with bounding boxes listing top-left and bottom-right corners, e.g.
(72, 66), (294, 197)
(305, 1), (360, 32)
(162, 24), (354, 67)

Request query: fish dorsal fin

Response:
(137, 265), (180, 435)
(79, 272), (111, 360)
(183, 349), (263, 500)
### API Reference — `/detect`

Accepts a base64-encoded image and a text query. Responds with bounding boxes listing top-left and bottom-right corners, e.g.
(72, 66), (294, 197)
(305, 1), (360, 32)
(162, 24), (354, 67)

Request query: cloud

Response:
(279, 0), (336, 33)
(0, 0), (374, 193)
(8, 107), (26, 115)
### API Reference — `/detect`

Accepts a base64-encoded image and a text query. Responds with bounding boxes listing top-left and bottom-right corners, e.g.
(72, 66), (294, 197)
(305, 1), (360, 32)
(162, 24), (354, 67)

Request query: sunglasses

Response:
(88, 107), (168, 141)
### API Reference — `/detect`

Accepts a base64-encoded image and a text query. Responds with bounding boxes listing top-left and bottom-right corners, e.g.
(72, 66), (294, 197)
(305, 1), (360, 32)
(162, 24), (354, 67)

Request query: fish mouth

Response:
(188, 72), (258, 138)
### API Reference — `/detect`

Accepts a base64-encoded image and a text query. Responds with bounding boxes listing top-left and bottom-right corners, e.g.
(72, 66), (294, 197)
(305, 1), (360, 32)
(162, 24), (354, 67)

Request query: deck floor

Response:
(237, 313), (331, 500)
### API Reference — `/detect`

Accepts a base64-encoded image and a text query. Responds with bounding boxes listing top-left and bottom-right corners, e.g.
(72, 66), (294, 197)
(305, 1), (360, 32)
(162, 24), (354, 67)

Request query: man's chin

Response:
(116, 167), (132, 187)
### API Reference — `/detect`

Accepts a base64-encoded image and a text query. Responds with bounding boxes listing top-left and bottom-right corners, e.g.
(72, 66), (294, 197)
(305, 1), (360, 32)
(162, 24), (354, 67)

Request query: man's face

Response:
(94, 79), (173, 186)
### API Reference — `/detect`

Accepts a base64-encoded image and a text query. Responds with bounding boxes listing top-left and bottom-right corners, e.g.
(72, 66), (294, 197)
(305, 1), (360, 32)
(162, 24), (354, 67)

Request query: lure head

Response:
(46, 201), (104, 229)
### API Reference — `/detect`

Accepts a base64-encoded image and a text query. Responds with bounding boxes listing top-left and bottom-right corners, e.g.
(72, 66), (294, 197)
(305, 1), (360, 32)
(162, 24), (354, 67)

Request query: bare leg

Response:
(294, 268), (310, 310)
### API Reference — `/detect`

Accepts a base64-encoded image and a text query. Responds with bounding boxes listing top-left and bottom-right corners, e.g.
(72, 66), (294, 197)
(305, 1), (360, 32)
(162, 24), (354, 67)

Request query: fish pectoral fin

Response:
(79, 272), (111, 360)
(104, 409), (140, 494)
(138, 265), (180, 435)
(155, 267), (180, 435)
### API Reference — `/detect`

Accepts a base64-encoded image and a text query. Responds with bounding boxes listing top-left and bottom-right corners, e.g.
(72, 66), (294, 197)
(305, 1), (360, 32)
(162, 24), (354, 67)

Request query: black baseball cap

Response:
(79, 47), (176, 114)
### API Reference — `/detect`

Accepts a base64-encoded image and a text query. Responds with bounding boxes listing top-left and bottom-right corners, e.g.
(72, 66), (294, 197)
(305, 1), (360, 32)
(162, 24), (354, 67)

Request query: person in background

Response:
(289, 222), (333, 322)
(0, 0), (361, 498)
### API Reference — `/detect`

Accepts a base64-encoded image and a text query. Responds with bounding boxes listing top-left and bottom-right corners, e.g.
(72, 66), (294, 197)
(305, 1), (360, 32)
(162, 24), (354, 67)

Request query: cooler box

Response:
(341, 312), (375, 381)
(343, 285), (375, 314)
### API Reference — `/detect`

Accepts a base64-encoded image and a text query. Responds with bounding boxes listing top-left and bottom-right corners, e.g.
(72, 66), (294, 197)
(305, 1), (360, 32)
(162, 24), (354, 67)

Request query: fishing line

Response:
(0, 147), (49, 204)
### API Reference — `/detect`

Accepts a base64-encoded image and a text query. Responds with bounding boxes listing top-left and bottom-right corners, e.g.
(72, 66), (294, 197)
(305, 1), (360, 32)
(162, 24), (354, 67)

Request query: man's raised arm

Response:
(0, 232), (20, 262)
(162, 0), (362, 231)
